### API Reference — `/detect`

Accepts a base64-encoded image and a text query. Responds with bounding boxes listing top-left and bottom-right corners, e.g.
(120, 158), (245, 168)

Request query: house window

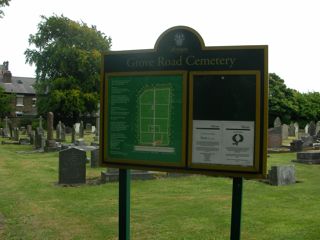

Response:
(32, 98), (37, 107)
(16, 95), (24, 106)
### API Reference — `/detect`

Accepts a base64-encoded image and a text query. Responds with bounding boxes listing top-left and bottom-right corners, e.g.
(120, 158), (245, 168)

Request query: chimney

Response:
(3, 71), (12, 83)
(1, 61), (12, 83)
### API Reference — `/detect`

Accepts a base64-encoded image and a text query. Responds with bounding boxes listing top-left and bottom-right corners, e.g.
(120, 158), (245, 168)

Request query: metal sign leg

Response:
(230, 177), (243, 240)
(119, 169), (131, 240)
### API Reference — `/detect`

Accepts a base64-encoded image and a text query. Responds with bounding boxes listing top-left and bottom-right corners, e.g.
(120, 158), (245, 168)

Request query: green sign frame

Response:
(100, 26), (268, 179)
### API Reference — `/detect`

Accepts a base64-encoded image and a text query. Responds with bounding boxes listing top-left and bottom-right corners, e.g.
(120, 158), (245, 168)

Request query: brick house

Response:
(0, 61), (37, 117)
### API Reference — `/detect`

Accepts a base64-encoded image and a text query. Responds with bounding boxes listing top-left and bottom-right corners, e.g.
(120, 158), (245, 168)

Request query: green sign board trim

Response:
(103, 71), (187, 168)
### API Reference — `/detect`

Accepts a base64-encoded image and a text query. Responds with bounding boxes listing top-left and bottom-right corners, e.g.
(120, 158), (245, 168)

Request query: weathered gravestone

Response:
(56, 121), (62, 141)
(90, 148), (99, 168)
(294, 122), (299, 138)
(268, 127), (282, 148)
(59, 147), (87, 184)
(305, 124), (309, 134)
(56, 121), (66, 142)
(27, 125), (32, 136)
(12, 127), (19, 141)
(308, 121), (316, 136)
(274, 117), (282, 128)
(268, 165), (296, 186)
(71, 125), (76, 144)
(316, 121), (320, 135)
(94, 106), (100, 142)
(35, 127), (45, 150)
(301, 136), (314, 147)
(79, 121), (84, 138)
(288, 123), (295, 137)
(45, 112), (57, 151)
(85, 123), (92, 132)
(282, 124), (288, 140)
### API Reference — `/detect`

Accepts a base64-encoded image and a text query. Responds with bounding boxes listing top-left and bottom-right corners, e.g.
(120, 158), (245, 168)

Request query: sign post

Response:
(100, 26), (268, 239)
(230, 177), (243, 240)
(119, 169), (131, 240)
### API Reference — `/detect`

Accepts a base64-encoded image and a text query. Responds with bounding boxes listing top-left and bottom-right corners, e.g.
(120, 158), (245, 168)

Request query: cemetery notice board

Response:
(101, 26), (268, 179)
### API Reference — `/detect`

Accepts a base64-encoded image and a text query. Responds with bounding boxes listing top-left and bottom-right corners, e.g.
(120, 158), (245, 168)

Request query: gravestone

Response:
(3, 116), (10, 137)
(296, 150), (320, 164)
(27, 125), (32, 136)
(268, 165), (295, 186)
(290, 140), (303, 152)
(20, 126), (26, 135)
(308, 121), (316, 136)
(35, 127), (44, 150)
(56, 121), (62, 141)
(85, 123), (92, 132)
(29, 130), (35, 145)
(282, 124), (288, 140)
(94, 105), (100, 142)
(316, 121), (320, 135)
(288, 123), (295, 137)
(268, 127), (282, 148)
(301, 136), (314, 147)
(294, 122), (299, 138)
(59, 147), (87, 184)
(74, 123), (80, 134)
(79, 121), (84, 138)
(61, 123), (66, 141)
(90, 148), (99, 168)
(13, 127), (19, 141)
(39, 116), (43, 130)
(305, 124), (309, 134)
(71, 125), (76, 143)
(274, 117), (282, 128)
(45, 112), (57, 151)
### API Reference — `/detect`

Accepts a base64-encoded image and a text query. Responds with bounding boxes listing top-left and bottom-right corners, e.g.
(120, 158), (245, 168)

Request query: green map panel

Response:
(107, 74), (184, 164)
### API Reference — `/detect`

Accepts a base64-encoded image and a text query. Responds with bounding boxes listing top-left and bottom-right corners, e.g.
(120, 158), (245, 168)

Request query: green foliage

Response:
(0, 0), (10, 18)
(25, 15), (111, 125)
(0, 85), (12, 117)
(268, 73), (299, 126)
(268, 73), (320, 127)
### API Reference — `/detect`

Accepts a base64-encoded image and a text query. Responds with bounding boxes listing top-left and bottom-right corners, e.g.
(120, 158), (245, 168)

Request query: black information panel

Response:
(101, 26), (268, 179)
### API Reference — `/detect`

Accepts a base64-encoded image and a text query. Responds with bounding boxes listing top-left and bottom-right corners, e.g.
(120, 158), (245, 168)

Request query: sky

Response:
(0, 0), (319, 93)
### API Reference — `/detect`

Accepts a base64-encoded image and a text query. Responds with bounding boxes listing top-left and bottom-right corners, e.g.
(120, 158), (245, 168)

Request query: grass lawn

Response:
(1, 139), (320, 239)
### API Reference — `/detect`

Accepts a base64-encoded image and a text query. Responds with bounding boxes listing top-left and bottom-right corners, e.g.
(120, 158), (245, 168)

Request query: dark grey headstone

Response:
(59, 148), (87, 184)
(290, 140), (303, 152)
(90, 149), (99, 168)
(296, 151), (320, 164)
(268, 165), (295, 186)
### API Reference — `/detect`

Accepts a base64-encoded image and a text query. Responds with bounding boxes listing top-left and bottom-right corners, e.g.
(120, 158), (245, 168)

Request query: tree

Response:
(268, 73), (299, 126)
(25, 15), (111, 125)
(0, 0), (10, 18)
(0, 86), (12, 117)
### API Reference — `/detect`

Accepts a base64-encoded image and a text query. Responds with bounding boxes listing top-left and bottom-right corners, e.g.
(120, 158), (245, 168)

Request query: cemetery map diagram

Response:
(107, 74), (183, 162)
(135, 84), (174, 152)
